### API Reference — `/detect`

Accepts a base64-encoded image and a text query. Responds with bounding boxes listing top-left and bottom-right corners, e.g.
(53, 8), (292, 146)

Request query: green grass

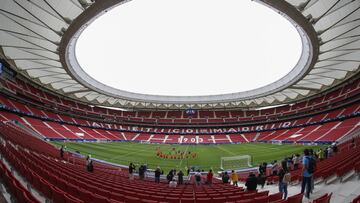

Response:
(51, 142), (323, 173)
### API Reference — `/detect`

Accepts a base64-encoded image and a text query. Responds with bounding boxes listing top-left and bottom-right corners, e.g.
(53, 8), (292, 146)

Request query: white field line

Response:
(178, 145), (190, 168)
(109, 147), (153, 161)
(216, 145), (236, 155)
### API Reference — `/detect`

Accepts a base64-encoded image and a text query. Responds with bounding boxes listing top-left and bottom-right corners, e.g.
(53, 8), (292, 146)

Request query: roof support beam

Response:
(290, 86), (320, 91)
(318, 5), (360, 36)
(5, 32), (57, 53)
(312, 0), (341, 24)
(12, 0), (62, 36)
(64, 89), (89, 95)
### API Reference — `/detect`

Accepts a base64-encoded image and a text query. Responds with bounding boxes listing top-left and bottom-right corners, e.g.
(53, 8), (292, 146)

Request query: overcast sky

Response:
(76, 0), (302, 96)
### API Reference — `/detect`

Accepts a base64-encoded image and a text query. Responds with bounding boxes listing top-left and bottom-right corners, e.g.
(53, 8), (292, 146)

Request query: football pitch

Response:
(51, 142), (323, 173)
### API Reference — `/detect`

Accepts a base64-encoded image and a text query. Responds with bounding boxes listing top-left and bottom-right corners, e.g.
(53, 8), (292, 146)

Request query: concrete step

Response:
(340, 170), (355, 182)
(325, 174), (338, 185)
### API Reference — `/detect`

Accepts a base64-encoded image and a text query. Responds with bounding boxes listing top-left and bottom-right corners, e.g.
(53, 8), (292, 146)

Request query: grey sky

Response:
(76, 0), (302, 96)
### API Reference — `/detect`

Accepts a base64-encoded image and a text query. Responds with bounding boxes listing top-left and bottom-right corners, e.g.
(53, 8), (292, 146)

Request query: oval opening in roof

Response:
(76, 0), (302, 97)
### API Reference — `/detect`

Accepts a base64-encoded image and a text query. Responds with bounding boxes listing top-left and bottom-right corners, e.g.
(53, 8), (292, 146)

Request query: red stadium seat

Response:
(352, 194), (360, 203)
(256, 191), (269, 197)
(64, 194), (84, 203)
(269, 192), (283, 202)
(287, 193), (303, 203)
(52, 187), (66, 203)
(110, 193), (125, 202)
(236, 199), (254, 203)
(124, 196), (140, 203)
(140, 199), (157, 203)
(212, 196), (226, 202)
(66, 183), (79, 197)
(254, 195), (269, 203)
(108, 199), (124, 203)
(313, 193), (332, 203)
(165, 196), (180, 203)
(226, 195), (243, 202)
(180, 197), (195, 203)
(242, 192), (257, 199)
(91, 194), (109, 203)
(196, 197), (211, 203)
(270, 199), (288, 203)
(39, 178), (53, 198)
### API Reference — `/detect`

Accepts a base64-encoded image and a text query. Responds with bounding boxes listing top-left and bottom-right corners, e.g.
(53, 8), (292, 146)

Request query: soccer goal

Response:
(220, 155), (253, 170)
(271, 140), (282, 145)
(140, 140), (151, 144)
(96, 138), (109, 143)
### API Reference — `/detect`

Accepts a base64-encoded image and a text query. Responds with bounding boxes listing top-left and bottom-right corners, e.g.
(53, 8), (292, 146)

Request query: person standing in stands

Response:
(327, 146), (333, 158)
(167, 170), (174, 183)
(222, 171), (230, 184)
(287, 157), (292, 170)
(139, 164), (145, 180)
(258, 162), (267, 188)
(278, 159), (290, 199)
(86, 155), (93, 172)
(351, 138), (356, 148)
(230, 170), (238, 187)
(60, 145), (64, 159)
(206, 169), (213, 186)
(259, 162), (266, 176)
(316, 149), (324, 161)
(177, 170), (184, 185)
(155, 166), (161, 183)
(309, 149), (317, 194)
(320, 148), (325, 160)
(245, 172), (257, 191)
(129, 162), (135, 180)
(332, 143), (338, 154)
(281, 158), (288, 172)
(272, 160), (279, 176)
(195, 170), (202, 186)
(293, 154), (301, 170)
(301, 149), (313, 199)
(324, 147), (328, 159)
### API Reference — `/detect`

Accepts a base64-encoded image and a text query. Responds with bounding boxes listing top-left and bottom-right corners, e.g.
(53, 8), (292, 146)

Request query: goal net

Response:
(140, 140), (151, 144)
(96, 138), (109, 143)
(220, 155), (252, 170)
(271, 140), (282, 145)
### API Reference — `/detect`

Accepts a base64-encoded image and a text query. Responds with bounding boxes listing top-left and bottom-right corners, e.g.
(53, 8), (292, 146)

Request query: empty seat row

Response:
(0, 159), (39, 203)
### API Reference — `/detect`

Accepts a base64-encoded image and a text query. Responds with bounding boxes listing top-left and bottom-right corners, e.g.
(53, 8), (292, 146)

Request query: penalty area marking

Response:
(253, 144), (281, 151)
(216, 145), (236, 156)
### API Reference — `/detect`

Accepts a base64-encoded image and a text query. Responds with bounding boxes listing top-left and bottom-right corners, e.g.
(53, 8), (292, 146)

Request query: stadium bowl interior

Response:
(0, 0), (359, 203)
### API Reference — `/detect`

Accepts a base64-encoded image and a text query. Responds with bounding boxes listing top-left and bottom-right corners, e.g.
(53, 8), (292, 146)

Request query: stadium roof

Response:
(0, 0), (359, 110)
